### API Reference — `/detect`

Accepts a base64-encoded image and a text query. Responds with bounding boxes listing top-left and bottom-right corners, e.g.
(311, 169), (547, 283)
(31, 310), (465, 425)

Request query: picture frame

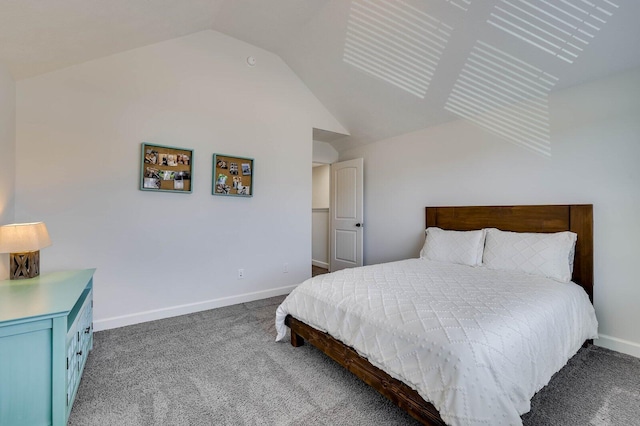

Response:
(212, 154), (254, 197)
(140, 143), (193, 193)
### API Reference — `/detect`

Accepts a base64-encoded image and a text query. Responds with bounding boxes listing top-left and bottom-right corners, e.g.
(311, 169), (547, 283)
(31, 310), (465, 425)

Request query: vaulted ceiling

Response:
(1, 0), (639, 153)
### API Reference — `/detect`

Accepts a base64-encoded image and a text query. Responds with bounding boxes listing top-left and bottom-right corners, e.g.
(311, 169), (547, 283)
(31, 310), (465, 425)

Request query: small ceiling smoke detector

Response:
(246, 56), (256, 67)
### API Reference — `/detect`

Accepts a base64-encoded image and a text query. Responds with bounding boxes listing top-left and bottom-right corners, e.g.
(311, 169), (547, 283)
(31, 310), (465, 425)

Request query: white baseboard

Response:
(93, 284), (296, 332)
(595, 334), (640, 359)
(312, 260), (329, 269)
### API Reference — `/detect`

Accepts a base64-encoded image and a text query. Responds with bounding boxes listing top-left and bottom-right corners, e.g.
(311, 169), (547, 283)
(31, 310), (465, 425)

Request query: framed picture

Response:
(140, 143), (193, 193)
(212, 154), (253, 197)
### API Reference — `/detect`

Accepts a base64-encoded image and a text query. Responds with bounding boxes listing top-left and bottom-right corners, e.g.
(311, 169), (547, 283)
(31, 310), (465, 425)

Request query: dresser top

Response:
(0, 269), (95, 323)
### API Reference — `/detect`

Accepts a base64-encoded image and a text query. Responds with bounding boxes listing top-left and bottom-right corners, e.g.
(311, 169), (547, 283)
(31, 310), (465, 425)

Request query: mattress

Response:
(275, 259), (598, 426)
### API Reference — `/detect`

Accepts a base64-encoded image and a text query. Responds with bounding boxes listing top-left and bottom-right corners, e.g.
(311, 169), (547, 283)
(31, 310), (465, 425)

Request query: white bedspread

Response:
(275, 259), (598, 426)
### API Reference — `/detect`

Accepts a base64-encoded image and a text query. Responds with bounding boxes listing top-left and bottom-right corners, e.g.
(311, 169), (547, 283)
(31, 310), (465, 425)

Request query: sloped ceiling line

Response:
(343, 0), (452, 98)
(445, 40), (556, 156)
(338, 0), (614, 155)
(487, 0), (619, 64)
(441, 0), (623, 156)
(2, 0), (638, 152)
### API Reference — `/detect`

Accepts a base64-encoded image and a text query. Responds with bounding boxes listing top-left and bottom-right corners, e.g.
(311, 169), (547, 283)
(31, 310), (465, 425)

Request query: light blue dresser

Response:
(0, 269), (95, 426)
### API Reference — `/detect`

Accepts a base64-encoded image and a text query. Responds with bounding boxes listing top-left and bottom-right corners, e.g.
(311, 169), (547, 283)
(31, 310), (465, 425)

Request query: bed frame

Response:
(285, 204), (593, 425)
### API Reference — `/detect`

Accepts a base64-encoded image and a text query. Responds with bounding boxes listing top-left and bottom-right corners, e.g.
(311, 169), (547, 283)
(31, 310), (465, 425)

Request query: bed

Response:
(275, 205), (597, 426)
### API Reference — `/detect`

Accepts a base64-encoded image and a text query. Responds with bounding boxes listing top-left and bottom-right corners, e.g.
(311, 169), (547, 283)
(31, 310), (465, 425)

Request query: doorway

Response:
(312, 163), (330, 276)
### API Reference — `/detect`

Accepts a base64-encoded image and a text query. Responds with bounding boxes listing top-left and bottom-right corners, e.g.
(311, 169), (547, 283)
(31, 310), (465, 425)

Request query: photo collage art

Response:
(142, 144), (192, 192)
(214, 154), (253, 196)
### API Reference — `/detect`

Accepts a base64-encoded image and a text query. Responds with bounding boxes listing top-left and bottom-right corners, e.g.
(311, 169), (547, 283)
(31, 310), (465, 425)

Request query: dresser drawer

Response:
(66, 288), (93, 410)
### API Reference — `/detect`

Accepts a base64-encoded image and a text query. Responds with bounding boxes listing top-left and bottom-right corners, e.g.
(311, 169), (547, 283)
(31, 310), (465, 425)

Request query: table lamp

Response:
(0, 222), (52, 279)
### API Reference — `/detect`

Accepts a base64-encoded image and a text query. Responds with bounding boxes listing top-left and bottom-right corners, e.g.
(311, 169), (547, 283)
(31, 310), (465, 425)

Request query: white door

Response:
(330, 158), (363, 272)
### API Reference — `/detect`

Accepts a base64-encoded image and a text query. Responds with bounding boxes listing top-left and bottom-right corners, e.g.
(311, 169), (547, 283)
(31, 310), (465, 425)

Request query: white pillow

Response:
(483, 228), (577, 282)
(420, 227), (486, 266)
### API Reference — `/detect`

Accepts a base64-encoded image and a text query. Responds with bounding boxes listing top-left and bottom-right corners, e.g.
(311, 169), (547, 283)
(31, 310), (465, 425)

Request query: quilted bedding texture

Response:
(275, 259), (598, 426)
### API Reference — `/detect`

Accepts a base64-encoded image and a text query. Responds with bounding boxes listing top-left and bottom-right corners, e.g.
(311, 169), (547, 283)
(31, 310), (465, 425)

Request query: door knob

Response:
(355, 223), (362, 227)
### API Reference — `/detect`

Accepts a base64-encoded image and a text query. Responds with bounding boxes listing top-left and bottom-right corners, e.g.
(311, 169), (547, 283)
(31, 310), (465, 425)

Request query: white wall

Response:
(15, 30), (345, 329)
(312, 164), (330, 268)
(311, 210), (329, 268)
(0, 63), (15, 280)
(313, 140), (339, 164)
(312, 164), (330, 209)
(340, 68), (640, 357)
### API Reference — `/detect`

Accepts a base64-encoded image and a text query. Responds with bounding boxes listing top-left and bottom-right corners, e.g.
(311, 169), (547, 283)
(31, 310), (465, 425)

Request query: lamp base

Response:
(9, 251), (41, 280)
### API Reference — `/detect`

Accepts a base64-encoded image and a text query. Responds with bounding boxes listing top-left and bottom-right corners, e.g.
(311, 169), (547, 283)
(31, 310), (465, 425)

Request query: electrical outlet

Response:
(283, 263), (289, 273)
(238, 269), (244, 279)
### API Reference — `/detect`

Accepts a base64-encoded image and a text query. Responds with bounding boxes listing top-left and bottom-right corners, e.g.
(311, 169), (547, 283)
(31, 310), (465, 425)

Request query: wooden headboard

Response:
(425, 205), (593, 302)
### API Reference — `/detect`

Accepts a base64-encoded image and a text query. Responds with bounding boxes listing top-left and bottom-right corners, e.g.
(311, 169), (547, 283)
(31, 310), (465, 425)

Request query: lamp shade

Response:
(0, 222), (52, 253)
